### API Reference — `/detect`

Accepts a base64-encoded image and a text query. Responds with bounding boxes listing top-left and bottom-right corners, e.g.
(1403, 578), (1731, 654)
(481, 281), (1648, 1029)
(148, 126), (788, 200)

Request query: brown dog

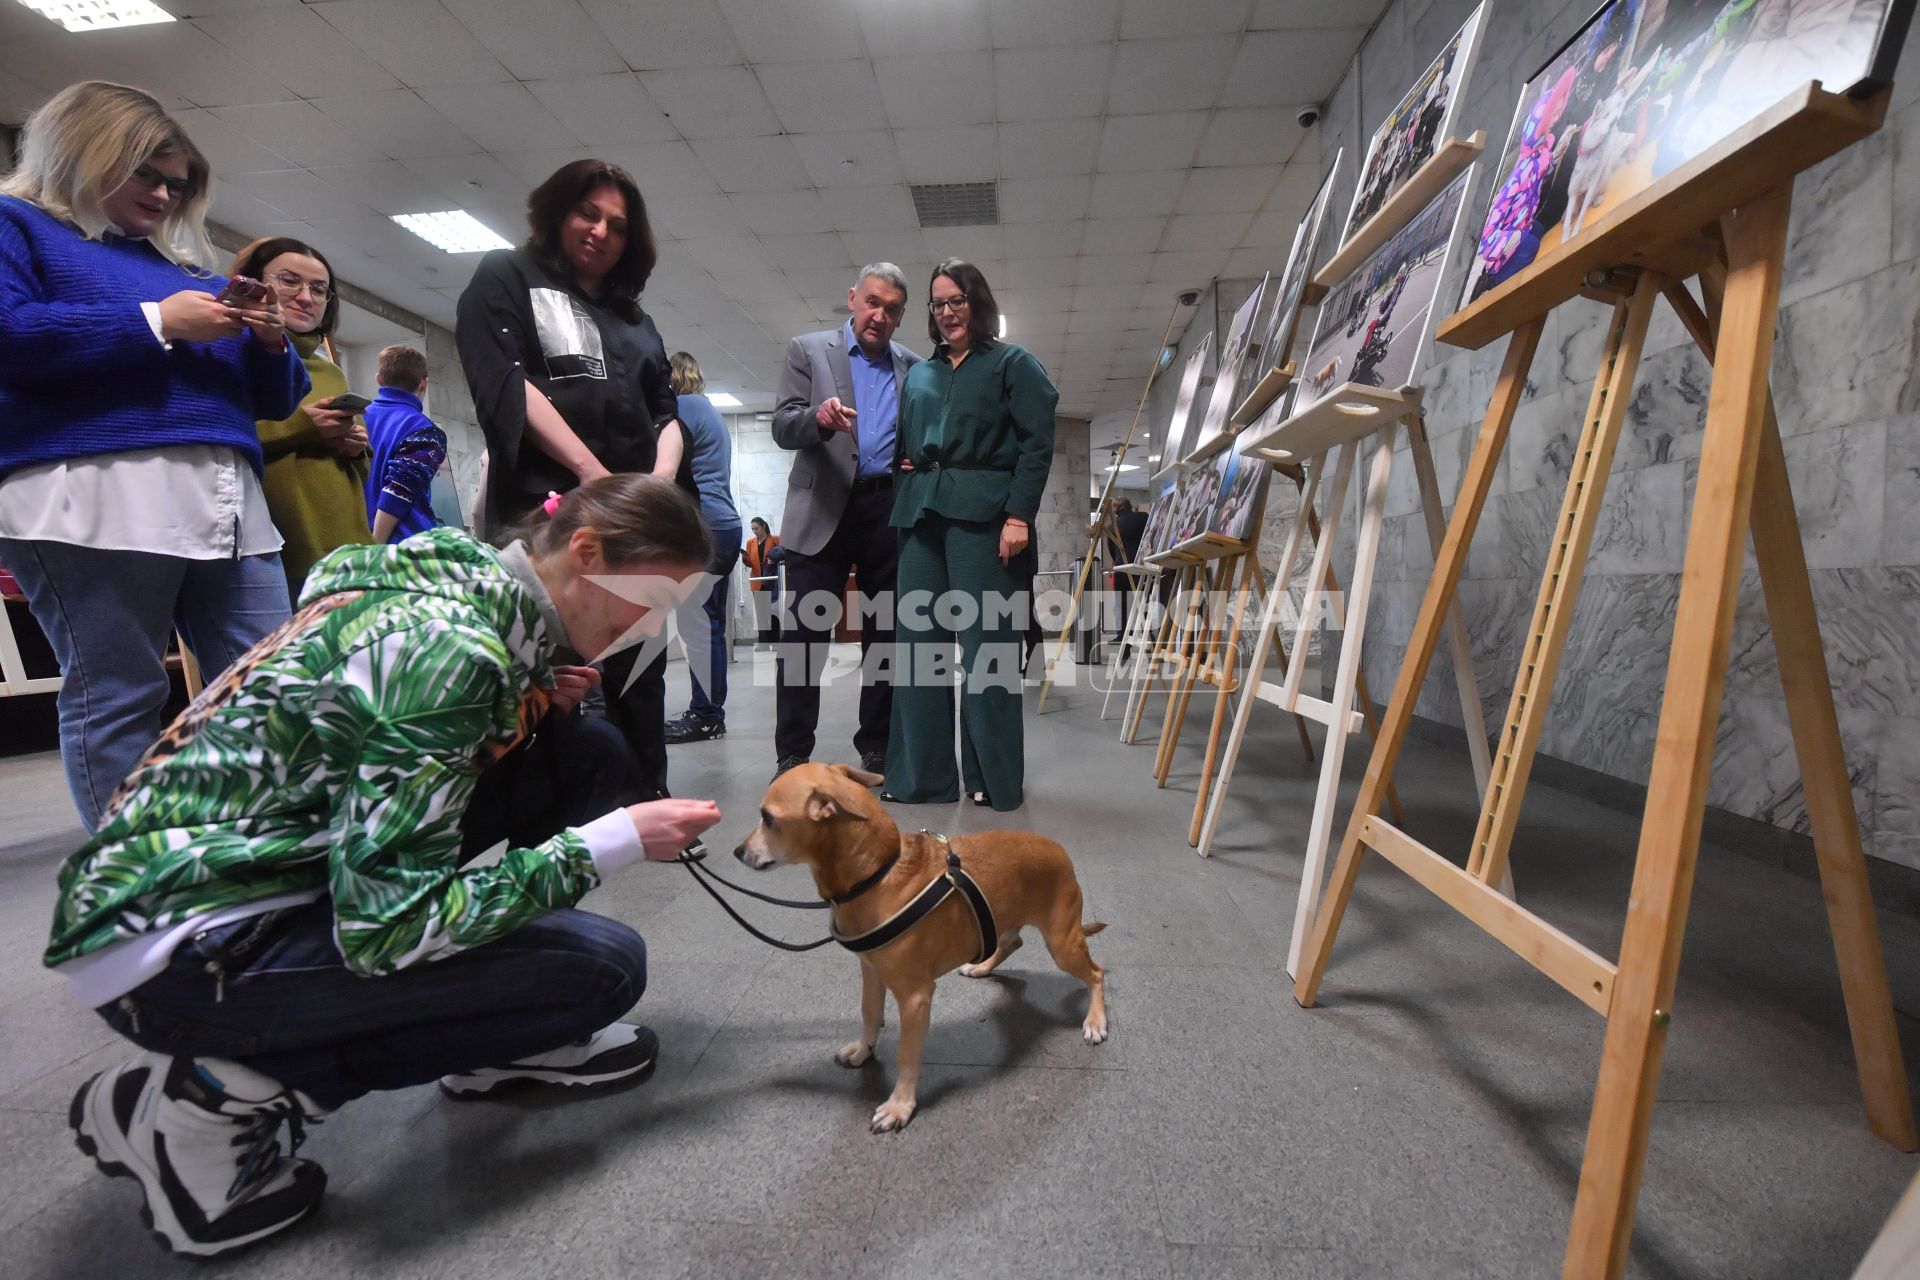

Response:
(734, 763), (1109, 1133)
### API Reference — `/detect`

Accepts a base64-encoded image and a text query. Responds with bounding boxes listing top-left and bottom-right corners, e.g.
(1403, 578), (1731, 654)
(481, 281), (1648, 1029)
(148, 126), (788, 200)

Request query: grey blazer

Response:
(770, 327), (921, 558)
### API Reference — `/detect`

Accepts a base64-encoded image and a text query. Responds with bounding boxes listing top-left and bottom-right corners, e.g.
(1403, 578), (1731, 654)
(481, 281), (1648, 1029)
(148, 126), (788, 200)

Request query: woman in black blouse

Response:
(456, 158), (687, 811)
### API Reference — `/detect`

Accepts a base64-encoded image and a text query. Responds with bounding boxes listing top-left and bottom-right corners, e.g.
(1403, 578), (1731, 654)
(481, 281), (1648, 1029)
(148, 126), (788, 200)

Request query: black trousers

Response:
(775, 481), (899, 762)
(459, 712), (641, 858)
(599, 645), (670, 800)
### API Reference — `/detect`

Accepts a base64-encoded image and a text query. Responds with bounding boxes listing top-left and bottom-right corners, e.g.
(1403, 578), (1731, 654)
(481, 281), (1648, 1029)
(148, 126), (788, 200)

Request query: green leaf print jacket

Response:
(45, 528), (600, 978)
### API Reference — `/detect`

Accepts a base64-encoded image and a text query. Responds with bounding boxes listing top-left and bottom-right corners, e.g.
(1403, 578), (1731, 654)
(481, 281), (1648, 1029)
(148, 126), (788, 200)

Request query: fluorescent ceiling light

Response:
(708, 392), (742, 408)
(17, 1), (174, 31)
(1147, 454), (1161, 462)
(1105, 464), (1141, 473)
(390, 211), (511, 254)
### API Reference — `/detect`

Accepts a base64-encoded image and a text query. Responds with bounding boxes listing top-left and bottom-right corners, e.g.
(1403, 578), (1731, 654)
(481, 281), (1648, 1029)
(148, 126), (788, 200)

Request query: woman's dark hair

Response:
(926, 257), (1001, 349)
(750, 516), (769, 533)
(526, 158), (657, 301)
(498, 474), (711, 570)
(229, 236), (339, 336)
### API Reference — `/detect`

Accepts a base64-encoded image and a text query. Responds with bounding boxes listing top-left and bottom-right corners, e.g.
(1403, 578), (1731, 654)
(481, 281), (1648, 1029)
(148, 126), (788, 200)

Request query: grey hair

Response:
(854, 262), (908, 297)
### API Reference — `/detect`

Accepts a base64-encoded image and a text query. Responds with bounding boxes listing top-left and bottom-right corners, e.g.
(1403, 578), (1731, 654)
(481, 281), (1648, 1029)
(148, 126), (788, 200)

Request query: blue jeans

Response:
(0, 539), (291, 830)
(98, 903), (647, 1111)
(680, 525), (742, 722)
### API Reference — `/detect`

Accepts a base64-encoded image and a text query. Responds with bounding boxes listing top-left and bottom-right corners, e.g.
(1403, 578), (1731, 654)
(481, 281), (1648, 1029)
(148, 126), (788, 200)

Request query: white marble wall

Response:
(1310, 0), (1920, 869)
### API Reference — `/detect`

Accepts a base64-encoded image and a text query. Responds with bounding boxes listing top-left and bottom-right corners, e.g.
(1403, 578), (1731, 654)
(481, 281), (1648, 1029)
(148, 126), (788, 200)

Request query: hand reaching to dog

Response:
(624, 799), (722, 861)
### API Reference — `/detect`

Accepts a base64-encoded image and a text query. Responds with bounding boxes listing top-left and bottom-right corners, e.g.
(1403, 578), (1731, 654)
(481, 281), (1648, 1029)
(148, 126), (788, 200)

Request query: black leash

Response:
(676, 849), (835, 952)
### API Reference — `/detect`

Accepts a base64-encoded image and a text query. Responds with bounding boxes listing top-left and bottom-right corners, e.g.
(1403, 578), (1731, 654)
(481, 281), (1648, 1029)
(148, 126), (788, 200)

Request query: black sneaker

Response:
(773, 754), (809, 780)
(859, 751), (887, 780)
(70, 1053), (327, 1258)
(664, 713), (725, 744)
(440, 1023), (659, 1099)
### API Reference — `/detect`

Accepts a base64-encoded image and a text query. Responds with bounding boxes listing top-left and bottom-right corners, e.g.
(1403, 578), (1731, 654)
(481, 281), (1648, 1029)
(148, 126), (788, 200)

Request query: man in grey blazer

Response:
(770, 263), (921, 779)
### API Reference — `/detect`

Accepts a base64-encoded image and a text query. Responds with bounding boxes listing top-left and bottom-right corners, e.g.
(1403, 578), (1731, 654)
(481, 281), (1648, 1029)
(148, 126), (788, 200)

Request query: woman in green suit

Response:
(885, 260), (1057, 811)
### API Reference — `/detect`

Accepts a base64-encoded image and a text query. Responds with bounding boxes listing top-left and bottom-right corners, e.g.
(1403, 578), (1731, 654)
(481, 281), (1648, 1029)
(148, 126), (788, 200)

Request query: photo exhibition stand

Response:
(1289, 84), (1918, 1280)
(1197, 380), (1494, 982)
(1034, 298), (1191, 715)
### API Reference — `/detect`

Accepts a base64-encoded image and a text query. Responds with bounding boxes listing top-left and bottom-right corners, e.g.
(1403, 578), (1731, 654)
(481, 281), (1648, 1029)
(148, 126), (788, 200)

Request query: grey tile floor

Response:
(3, 649), (1918, 1279)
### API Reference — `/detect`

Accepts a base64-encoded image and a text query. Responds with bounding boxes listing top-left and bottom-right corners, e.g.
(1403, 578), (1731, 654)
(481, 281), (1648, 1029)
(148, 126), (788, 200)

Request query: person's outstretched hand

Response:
(624, 799), (722, 861)
(549, 664), (599, 714)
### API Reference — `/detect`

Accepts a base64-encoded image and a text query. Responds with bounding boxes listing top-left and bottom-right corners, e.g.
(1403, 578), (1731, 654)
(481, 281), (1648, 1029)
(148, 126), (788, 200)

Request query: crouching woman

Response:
(45, 475), (720, 1259)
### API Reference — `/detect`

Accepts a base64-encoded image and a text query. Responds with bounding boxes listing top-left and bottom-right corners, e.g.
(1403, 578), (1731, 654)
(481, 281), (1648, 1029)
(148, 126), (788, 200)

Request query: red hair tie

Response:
(542, 491), (563, 518)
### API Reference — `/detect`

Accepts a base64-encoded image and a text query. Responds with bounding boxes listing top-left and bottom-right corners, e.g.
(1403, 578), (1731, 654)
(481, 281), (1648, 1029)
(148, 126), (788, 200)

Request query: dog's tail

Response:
(1082, 921), (1107, 936)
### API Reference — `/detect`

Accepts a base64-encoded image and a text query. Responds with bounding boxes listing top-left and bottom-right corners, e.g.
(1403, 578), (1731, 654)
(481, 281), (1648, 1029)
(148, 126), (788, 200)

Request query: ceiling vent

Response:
(909, 181), (999, 228)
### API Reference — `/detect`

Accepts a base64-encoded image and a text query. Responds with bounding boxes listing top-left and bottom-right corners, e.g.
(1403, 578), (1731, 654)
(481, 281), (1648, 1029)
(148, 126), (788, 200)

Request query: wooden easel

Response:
(1121, 550), (1207, 745)
(1149, 533), (1262, 786)
(1099, 560), (1166, 721)
(1195, 385), (1492, 977)
(1290, 84), (1917, 1280)
(1035, 299), (1189, 713)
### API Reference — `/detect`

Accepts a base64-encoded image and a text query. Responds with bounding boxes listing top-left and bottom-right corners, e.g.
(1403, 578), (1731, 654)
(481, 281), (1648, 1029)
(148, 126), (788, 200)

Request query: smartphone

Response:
(217, 275), (270, 308)
(325, 392), (372, 413)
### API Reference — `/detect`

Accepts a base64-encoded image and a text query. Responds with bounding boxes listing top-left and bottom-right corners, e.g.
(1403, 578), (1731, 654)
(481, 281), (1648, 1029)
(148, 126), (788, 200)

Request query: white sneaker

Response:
(438, 1023), (659, 1099)
(70, 1053), (327, 1258)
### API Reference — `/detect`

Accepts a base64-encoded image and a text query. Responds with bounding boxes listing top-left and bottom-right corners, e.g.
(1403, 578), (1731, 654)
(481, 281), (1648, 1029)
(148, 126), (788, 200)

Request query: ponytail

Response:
(497, 474), (711, 569)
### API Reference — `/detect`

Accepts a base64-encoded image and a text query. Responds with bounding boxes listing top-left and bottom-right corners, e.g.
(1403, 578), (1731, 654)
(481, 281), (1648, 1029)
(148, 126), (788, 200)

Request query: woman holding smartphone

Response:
(231, 236), (373, 601)
(0, 81), (309, 831)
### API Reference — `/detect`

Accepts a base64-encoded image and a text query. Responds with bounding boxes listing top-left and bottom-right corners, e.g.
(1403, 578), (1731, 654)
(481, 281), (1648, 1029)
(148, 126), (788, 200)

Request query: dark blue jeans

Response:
(99, 904), (646, 1110)
(680, 525), (742, 722)
(95, 711), (648, 1110)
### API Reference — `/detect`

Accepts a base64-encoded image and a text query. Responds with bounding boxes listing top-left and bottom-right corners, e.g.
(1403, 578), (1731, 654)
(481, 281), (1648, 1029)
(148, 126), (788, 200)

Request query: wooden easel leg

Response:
(1157, 557), (1229, 785)
(1190, 550), (1263, 844)
(1293, 315), (1546, 1007)
(1406, 410), (1495, 800)
(1287, 426), (1397, 978)
(1196, 466), (1323, 858)
(1667, 264), (1919, 1156)
(1563, 184), (1792, 1280)
(1125, 564), (1185, 744)
(1101, 573), (1152, 720)
(1035, 533), (1099, 713)
(1752, 402), (1918, 1151)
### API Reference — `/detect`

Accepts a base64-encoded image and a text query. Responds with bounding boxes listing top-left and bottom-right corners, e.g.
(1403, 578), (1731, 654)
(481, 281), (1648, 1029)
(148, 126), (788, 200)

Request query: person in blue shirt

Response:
(663, 352), (744, 742)
(361, 344), (448, 544)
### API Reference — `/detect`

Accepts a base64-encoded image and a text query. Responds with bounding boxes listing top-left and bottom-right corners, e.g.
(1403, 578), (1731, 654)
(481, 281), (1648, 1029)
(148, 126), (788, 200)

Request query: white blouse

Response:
(0, 301), (283, 560)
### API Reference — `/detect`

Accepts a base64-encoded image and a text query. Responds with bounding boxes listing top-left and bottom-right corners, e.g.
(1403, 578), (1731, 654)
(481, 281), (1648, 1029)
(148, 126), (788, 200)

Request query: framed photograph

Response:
(1188, 275), (1269, 459)
(1342, 3), (1487, 240)
(1299, 166), (1476, 409)
(1460, 0), (1916, 306)
(1209, 452), (1272, 544)
(1173, 460), (1224, 546)
(1137, 480), (1177, 560)
(1161, 334), (1213, 467)
(1257, 149), (1344, 379)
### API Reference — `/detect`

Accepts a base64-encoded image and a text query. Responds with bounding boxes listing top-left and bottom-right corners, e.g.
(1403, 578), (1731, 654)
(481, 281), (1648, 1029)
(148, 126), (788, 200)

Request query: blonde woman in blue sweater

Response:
(0, 82), (310, 830)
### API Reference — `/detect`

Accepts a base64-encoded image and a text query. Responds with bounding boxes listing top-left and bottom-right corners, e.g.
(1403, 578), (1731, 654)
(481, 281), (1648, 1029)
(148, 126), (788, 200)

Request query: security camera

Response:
(1176, 288), (1202, 306)
(1296, 105), (1322, 129)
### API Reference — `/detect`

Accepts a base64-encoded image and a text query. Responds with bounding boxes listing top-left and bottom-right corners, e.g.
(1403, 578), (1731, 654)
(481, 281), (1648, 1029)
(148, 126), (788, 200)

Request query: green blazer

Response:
(890, 340), (1058, 529)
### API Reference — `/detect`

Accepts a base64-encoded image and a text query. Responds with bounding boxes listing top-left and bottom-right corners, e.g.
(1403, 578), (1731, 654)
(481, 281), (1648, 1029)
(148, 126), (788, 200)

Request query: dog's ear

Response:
(806, 787), (840, 823)
(832, 763), (885, 788)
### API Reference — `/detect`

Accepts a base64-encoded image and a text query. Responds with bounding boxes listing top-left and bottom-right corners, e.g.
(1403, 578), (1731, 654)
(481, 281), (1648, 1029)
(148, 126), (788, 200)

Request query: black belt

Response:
(851, 474), (894, 492)
(832, 833), (997, 966)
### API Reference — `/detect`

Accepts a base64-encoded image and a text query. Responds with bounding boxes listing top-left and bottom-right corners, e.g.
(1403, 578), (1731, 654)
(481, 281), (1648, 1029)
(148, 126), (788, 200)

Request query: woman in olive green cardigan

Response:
(232, 237), (372, 601)
(885, 260), (1057, 811)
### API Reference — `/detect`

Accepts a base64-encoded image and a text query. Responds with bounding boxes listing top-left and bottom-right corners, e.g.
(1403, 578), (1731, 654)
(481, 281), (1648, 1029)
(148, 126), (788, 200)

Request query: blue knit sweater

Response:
(0, 195), (309, 480)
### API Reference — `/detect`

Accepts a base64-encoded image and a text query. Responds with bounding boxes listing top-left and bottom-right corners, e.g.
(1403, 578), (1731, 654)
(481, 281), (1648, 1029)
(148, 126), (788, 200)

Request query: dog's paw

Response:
(834, 1041), (873, 1068)
(870, 1098), (916, 1133)
(958, 961), (992, 979)
(1082, 1014), (1109, 1045)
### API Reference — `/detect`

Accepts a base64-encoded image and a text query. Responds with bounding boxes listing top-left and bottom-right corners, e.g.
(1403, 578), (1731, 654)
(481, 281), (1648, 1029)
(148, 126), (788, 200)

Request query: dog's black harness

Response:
(680, 830), (996, 963)
(830, 832), (997, 966)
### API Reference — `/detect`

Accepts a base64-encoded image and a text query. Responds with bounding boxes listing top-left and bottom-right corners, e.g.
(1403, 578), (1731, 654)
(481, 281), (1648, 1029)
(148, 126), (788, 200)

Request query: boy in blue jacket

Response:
(362, 344), (448, 543)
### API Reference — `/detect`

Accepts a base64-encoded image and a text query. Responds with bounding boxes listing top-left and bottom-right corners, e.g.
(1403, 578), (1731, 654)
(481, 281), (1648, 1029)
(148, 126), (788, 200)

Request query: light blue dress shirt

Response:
(844, 320), (898, 479)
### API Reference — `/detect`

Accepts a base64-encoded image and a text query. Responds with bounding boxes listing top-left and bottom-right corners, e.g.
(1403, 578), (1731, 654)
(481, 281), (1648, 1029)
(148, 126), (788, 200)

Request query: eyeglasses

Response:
(130, 164), (191, 201)
(928, 297), (970, 315)
(269, 269), (331, 302)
